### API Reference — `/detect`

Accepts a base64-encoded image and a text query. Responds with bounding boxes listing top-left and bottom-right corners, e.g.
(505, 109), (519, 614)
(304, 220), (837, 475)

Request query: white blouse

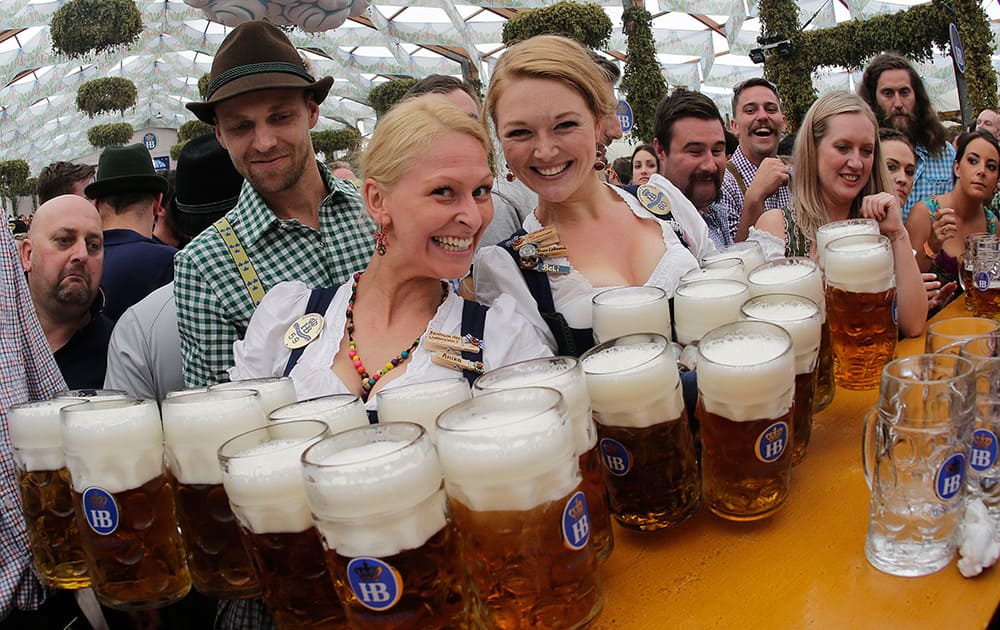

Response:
(473, 181), (703, 351)
(229, 280), (552, 408)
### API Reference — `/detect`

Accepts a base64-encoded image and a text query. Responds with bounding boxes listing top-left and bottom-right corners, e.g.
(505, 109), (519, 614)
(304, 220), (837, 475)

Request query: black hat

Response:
(169, 134), (244, 238)
(186, 20), (333, 124)
(85, 143), (168, 199)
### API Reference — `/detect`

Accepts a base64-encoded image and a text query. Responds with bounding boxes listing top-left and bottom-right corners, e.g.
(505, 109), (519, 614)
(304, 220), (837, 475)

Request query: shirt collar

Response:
(102, 228), (153, 245)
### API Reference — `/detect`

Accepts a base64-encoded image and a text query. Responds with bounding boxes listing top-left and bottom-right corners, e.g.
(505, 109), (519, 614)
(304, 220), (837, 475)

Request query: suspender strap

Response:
(460, 299), (489, 387)
(282, 285), (339, 377)
(212, 217), (267, 307)
(366, 409), (379, 424)
(726, 161), (748, 196)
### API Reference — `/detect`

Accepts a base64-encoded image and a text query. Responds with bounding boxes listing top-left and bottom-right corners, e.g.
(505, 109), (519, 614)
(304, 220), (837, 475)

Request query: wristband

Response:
(923, 241), (939, 258)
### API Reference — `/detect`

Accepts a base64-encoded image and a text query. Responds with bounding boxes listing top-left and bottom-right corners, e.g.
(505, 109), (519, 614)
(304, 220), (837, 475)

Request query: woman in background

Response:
(630, 144), (659, 186)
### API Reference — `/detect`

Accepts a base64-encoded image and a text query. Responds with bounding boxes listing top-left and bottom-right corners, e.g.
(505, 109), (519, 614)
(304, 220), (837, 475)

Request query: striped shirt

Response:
(174, 162), (372, 387)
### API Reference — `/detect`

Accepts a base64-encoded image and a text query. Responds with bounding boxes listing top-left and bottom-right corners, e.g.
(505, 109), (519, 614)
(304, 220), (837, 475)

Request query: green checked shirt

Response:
(174, 162), (372, 387)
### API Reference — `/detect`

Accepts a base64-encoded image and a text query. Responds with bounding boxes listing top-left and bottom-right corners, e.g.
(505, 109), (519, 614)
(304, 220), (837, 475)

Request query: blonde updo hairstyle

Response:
(483, 35), (617, 130)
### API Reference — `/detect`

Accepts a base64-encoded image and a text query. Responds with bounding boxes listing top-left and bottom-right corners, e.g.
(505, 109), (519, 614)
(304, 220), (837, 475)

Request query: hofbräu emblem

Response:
(970, 429), (998, 472)
(284, 313), (324, 349)
(599, 438), (631, 477)
(347, 557), (403, 612)
(561, 491), (591, 551)
(82, 487), (119, 535)
(755, 421), (788, 463)
(935, 453), (967, 501)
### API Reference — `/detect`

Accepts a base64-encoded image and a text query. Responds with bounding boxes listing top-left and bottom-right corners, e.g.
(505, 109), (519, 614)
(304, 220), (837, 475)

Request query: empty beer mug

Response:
(960, 233), (991, 312)
(924, 317), (1000, 354)
(959, 336), (1000, 520)
(863, 354), (976, 577)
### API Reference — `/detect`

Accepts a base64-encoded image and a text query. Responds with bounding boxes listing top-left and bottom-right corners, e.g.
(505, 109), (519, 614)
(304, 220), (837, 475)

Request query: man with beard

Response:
(19, 195), (112, 388)
(652, 88), (730, 250)
(858, 52), (955, 221)
(175, 20), (370, 387)
(713, 78), (792, 243)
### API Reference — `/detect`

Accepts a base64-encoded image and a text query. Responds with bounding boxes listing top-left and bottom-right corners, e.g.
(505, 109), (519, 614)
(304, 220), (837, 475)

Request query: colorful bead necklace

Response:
(345, 272), (449, 400)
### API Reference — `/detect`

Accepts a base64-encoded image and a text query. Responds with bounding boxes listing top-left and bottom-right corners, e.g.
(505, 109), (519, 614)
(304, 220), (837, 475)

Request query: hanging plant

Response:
(621, 6), (665, 143)
(179, 120), (214, 142)
(0, 160), (29, 213)
(312, 128), (362, 157)
(88, 123), (134, 148)
(198, 73), (211, 100)
(76, 77), (137, 117)
(170, 141), (186, 162)
(368, 79), (417, 118)
(50, 0), (143, 58)
(502, 1), (611, 49)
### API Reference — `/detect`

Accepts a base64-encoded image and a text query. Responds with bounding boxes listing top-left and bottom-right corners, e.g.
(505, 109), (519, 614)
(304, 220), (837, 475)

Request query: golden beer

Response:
(791, 370), (819, 464)
(697, 321), (796, 521)
(436, 389), (602, 629)
(581, 334), (699, 530)
(9, 399), (89, 589)
(61, 399), (191, 610)
(815, 321), (835, 411)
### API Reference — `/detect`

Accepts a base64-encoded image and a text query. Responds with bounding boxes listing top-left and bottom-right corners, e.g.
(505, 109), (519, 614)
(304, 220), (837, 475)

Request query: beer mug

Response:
(60, 399), (191, 609)
(161, 390), (266, 599)
(863, 354), (976, 576)
(591, 286), (671, 344)
(9, 399), (90, 589)
(218, 419), (343, 628)
(166, 387), (209, 399)
(824, 233), (897, 390)
(968, 235), (1000, 319)
(270, 393), (370, 434)
(55, 389), (127, 401)
(301, 423), (468, 627)
(924, 317), (1000, 354)
(740, 294), (821, 465)
(210, 376), (297, 415)
(436, 388), (602, 629)
(376, 378), (471, 438)
(580, 333), (699, 530)
(701, 240), (765, 276)
(697, 321), (795, 521)
(960, 336), (1000, 520)
(814, 218), (879, 270)
(680, 258), (746, 285)
(747, 257), (833, 412)
(472, 357), (613, 561)
(673, 279), (748, 346)
(960, 233), (991, 312)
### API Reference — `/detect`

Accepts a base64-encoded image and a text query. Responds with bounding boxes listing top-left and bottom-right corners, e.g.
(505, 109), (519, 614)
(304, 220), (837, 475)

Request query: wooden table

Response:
(593, 296), (1000, 628)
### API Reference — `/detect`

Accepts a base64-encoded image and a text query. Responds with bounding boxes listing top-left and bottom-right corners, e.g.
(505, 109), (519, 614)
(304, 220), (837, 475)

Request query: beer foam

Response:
(9, 400), (76, 471)
(162, 391), (268, 485)
(376, 380), (471, 437)
(270, 396), (369, 435)
(681, 266), (745, 285)
(582, 343), (684, 428)
(816, 220), (879, 266)
(211, 377), (297, 415)
(61, 400), (164, 494)
(824, 240), (894, 293)
(748, 261), (826, 319)
(698, 334), (795, 421)
(742, 300), (822, 374)
(674, 280), (748, 345)
(222, 438), (318, 534)
(592, 288), (671, 343)
(702, 242), (765, 274)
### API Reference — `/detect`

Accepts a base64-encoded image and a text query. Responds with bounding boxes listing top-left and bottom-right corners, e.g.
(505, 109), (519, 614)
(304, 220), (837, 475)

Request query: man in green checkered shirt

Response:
(176, 19), (371, 388)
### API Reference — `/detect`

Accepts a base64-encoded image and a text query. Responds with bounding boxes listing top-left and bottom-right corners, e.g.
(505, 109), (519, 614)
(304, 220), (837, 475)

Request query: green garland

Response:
(87, 123), (133, 148)
(169, 141), (186, 162)
(198, 73), (211, 100)
(50, 0), (143, 58)
(76, 77), (137, 117)
(368, 79), (417, 118)
(501, 1), (611, 48)
(0, 160), (29, 212)
(621, 6), (665, 144)
(178, 120), (213, 142)
(311, 128), (362, 157)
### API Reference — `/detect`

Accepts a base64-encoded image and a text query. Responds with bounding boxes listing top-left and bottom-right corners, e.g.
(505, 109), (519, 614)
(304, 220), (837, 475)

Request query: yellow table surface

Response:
(593, 296), (1000, 629)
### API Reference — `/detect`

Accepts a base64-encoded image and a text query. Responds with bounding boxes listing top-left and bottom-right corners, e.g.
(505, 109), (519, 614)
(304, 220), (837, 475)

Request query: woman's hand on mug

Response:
(860, 192), (905, 239)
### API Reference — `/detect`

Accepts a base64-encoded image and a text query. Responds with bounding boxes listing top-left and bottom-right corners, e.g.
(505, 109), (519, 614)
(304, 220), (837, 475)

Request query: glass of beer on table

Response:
(436, 388), (602, 629)
(591, 286), (671, 344)
(60, 398), (191, 609)
(968, 234), (1000, 319)
(269, 393), (370, 434)
(160, 390), (266, 599)
(210, 376), (297, 415)
(814, 218), (879, 270)
(376, 378), (471, 439)
(697, 321), (796, 521)
(302, 422), (468, 627)
(823, 233), (897, 390)
(55, 389), (127, 401)
(673, 279), (748, 346)
(472, 357), (613, 561)
(9, 399), (90, 589)
(218, 419), (342, 628)
(740, 294), (822, 465)
(580, 333), (699, 530)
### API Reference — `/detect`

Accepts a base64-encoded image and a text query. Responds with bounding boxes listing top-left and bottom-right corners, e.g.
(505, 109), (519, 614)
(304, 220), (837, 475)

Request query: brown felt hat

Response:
(186, 20), (333, 124)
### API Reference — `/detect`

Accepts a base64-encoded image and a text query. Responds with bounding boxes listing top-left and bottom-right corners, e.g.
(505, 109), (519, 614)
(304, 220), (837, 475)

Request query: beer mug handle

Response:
(861, 406), (878, 491)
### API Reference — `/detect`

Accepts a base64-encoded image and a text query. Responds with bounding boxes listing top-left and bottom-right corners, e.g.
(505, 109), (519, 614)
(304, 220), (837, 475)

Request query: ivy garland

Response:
(76, 77), (137, 117)
(621, 6), (666, 144)
(87, 123), (133, 148)
(501, 1), (611, 49)
(312, 128), (363, 157)
(368, 79), (417, 118)
(198, 73), (211, 100)
(50, 0), (143, 58)
(178, 120), (214, 142)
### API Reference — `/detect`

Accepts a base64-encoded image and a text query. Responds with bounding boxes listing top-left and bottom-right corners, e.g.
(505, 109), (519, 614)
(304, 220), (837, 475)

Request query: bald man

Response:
(20, 194), (114, 388)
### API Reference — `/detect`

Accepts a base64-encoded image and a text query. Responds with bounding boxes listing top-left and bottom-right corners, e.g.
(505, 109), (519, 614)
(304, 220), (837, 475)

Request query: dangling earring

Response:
(594, 143), (608, 171)
(374, 226), (388, 256)
(505, 165), (516, 182)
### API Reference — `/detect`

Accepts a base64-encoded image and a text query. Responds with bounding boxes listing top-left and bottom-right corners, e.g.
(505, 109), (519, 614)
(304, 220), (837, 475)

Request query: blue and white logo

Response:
(755, 421), (788, 463)
(599, 438), (631, 477)
(82, 487), (118, 535)
(935, 453), (966, 501)
(347, 557), (402, 612)
(143, 132), (157, 150)
(616, 100), (634, 134)
(970, 429), (998, 472)
(561, 491), (590, 551)
(892, 294), (898, 325)
(976, 271), (989, 291)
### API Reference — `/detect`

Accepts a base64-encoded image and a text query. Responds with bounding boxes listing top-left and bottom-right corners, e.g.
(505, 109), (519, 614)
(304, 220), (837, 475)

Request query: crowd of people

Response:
(1, 17), (998, 629)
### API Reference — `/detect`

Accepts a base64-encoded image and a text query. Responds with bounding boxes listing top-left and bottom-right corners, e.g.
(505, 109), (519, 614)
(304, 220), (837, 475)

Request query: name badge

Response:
(284, 314), (324, 349)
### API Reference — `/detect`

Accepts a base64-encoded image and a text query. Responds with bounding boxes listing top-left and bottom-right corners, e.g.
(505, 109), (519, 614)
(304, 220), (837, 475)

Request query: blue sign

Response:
(143, 132), (157, 150)
(950, 23), (966, 74)
(82, 487), (119, 535)
(617, 100), (634, 134)
(347, 557), (402, 611)
(152, 156), (169, 172)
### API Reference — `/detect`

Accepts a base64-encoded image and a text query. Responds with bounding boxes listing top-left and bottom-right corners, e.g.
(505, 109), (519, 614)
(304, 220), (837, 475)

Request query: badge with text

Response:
(347, 557), (403, 612)
(599, 438), (632, 477)
(935, 453), (966, 501)
(284, 314), (324, 349)
(755, 421), (788, 463)
(82, 487), (119, 535)
(562, 491), (591, 551)
(636, 184), (672, 218)
(970, 429), (998, 472)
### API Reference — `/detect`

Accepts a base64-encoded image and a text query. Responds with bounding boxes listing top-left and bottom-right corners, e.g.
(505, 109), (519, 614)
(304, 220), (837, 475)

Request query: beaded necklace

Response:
(345, 272), (449, 400)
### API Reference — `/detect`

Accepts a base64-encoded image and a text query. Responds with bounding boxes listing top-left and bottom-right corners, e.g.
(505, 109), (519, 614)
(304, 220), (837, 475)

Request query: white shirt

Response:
(473, 182), (702, 351)
(229, 280), (552, 407)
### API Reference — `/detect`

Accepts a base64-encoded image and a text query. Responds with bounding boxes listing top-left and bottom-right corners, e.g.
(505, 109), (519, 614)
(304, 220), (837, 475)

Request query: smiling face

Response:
(656, 117), (727, 210)
(732, 85), (785, 163)
(954, 137), (1000, 202)
(881, 138), (916, 207)
(495, 77), (602, 204)
(816, 112), (876, 214)
(631, 149), (657, 186)
(368, 131), (494, 281)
